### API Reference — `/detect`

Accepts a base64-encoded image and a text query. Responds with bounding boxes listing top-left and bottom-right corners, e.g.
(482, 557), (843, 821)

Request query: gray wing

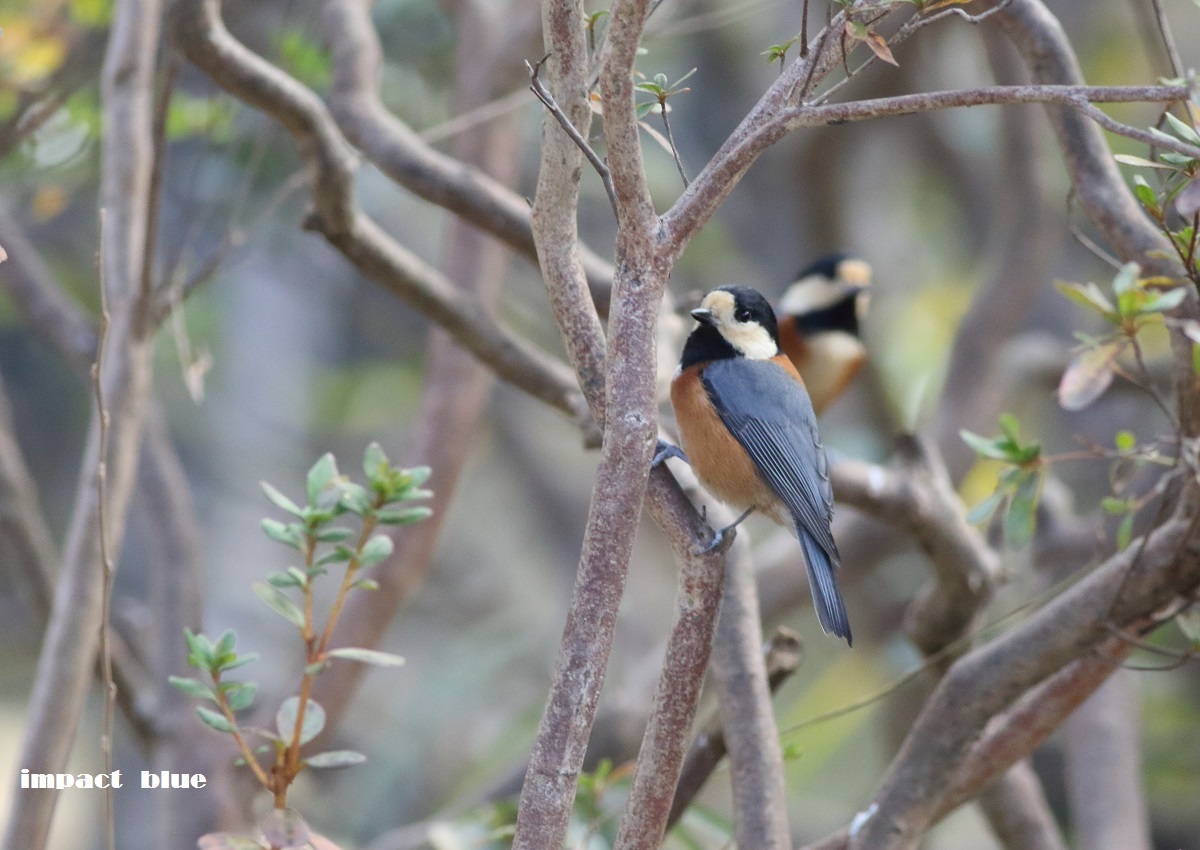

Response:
(700, 358), (838, 561)
(701, 358), (850, 642)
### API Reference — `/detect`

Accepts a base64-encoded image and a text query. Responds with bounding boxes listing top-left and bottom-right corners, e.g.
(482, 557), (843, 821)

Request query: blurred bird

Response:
(660, 285), (851, 643)
(776, 254), (872, 415)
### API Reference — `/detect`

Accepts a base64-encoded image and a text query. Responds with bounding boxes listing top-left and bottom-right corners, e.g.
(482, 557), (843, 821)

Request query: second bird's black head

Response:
(680, 285), (780, 370)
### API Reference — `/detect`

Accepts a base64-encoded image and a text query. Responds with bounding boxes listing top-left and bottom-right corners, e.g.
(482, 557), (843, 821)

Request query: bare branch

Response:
(597, 0), (656, 231)
(705, 528), (792, 849)
(318, 0), (616, 314)
(308, 0), (528, 738)
(976, 764), (1069, 850)
(1063, 671), (1151, 850)
(168, 0), (592, 430)
(527, 54), (619, 216)
(849, 505), (1200, 850)
(832, 438), (1001, 658)
(0, 206), (98, 369)
(611, 514), (725, 850)
(2, 0), (163, 845)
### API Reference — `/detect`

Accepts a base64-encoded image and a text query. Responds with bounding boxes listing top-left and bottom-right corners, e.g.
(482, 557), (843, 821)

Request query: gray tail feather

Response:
(798, 527), (852, 645)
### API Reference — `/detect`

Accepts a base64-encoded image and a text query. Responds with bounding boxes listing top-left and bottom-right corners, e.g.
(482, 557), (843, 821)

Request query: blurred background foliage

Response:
(0, 0), (1198, 848)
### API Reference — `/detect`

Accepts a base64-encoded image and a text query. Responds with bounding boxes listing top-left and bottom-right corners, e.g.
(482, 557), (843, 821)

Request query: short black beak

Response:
(690, 307), (715, 325)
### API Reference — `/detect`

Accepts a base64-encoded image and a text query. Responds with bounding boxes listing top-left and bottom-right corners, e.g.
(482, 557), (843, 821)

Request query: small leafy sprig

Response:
(172, 443), (431, 847)
(962, 414), (1044, 549)
(634, 69), (696, 187)
(1055, 262), (1186, 412)
(1118, 104), (1200, 281)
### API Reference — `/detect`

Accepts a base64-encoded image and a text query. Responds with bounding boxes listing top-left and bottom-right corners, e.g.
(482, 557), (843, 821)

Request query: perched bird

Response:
(662, 285), (851, 643)
(776, 254), (872, 416)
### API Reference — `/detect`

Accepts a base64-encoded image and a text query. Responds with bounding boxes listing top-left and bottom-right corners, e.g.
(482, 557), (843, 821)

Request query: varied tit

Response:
(662, 285), (851, 643)
(776, 254), (872, 416)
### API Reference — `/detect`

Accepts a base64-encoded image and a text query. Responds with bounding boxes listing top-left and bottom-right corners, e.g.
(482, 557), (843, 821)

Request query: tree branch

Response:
(849, 502), (1200, 850)
(168, 0), (592, 431)
(705, 528), (792, 849)
(318, 0), (616, 315)
(2, 0), (163, 845)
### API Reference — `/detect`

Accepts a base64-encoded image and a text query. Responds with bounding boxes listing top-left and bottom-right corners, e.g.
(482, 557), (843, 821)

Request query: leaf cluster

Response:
(169, 443), (431, 820)
(962, 414), (1044, 549)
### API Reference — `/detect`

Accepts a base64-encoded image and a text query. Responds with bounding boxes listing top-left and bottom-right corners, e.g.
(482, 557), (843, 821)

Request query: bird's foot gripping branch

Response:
(169, 444), (431, 850)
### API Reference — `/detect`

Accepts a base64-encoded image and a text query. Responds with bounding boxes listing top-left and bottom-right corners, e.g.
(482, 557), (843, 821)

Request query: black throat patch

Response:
(680, 324), (739, 370)
(794, 296), (859, 337)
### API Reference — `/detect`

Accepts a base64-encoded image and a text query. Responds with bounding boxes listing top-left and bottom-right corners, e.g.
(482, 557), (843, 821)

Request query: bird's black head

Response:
(680, 285), (780, 369)
(781, 254), (872, 337)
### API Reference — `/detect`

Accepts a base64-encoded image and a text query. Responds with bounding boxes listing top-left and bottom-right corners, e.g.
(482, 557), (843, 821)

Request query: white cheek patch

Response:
(780, 278), (847, 315)
(721, 322), (777, 360)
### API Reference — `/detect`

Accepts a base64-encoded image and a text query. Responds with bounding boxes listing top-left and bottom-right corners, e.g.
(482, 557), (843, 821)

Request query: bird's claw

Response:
(653, 439), (688, 467)
(699, 525), (736, 555)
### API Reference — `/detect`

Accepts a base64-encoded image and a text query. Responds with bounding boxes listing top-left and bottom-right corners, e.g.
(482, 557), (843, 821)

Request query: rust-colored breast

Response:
(670, 363), (783, 520)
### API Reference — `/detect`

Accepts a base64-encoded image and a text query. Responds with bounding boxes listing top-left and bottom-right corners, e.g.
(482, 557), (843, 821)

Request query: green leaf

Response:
(276, 697), (325, 745)
(261, 518), (304, 550)
(287, 566), (309, 587)
(960, 429), (1015, 461)
(314, 526), (353, 543)
(339, 482), (372, 515)
(997, 412), (1021, 444)
(1138, 287), (1187, 314)
(327, 647), (406, 667)
(316, 546), (353, 567)
(213, 629), (239, 668)
(1101, 496), (1130, 514)
(1164, 111), (1200, 146)
(1115, 153), (1173, 170)
(354, 578), (380, 592)
(1003, 470), (1041, 549)
(363, 441), (388, 482)
(1131, 174), (1161, 211)
(225, 682), (258, 712)
(304, 749), (367, 769)
(358, 534), (394, 569)
(196, 705), (237, 734)
(306, 453), (338, 507)
(1116, 512), (1135, 550)
(261, 481), (303, 516)
(267, 571), (302, 589)
(965, 490), (1005, 525)
(304, 660), (329, 676)
(1114, 430), (1137, 452)
(375, 506), (433, 525)
(169, 676), (217, 702)
(1055, 280), (1116, 318)
(1111, 262), (1140, 296)
(184, 628), (214, 669)
(1058, 342), (1123, 412)
(253, 582), (307, 629)
(219, 653), (259, 673)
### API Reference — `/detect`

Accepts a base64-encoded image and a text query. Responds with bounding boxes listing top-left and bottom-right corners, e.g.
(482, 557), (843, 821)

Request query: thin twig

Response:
(1146, 0), (1183, 81)
(527, 54), (619, 216)
(93, 209), (117, 850)
(139, 60), (177, 309)
(658, 106), (689, 187)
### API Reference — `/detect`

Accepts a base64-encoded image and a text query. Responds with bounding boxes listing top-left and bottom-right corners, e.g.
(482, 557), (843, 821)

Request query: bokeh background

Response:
(0, 0), (1198, 847)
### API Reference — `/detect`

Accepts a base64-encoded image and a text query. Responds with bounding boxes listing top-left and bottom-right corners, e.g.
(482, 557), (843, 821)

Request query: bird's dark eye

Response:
(735, 308), (751, 322)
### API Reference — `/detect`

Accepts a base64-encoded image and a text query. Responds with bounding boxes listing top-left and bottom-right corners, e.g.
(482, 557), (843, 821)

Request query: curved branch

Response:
(168, 0), (591, 429)
(849, 503), (1200, 850)
(318, 0), (616, 313)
